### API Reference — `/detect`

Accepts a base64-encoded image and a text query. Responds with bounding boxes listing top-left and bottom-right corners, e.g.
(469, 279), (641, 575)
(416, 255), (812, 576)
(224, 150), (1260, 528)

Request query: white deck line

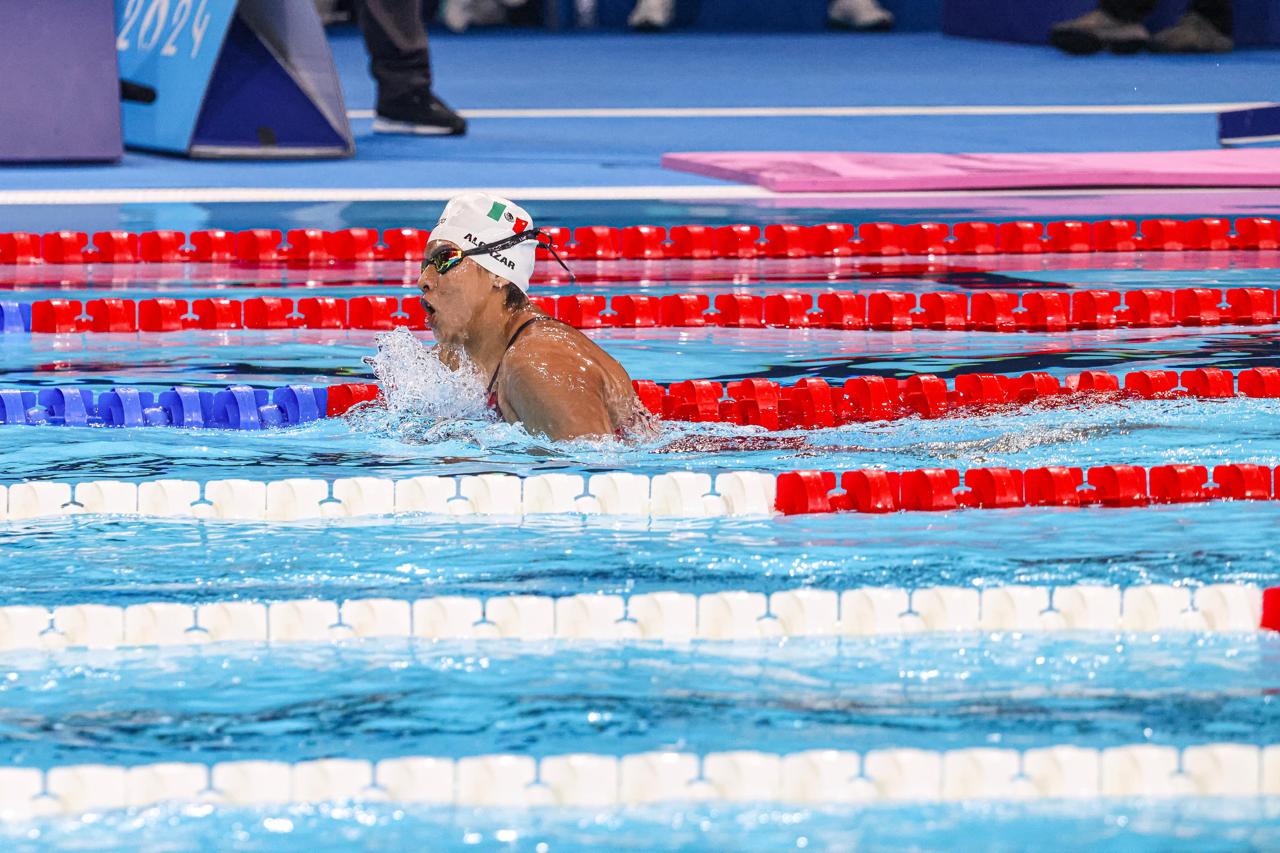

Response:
(1222, 133), (1280, 146)
(348, 102), (1269, 120)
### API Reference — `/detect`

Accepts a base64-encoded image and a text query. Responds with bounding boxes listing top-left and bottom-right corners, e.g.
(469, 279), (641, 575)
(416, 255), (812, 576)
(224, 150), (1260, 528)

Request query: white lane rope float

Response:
(0, 472), (773, 522)
(3, 742), (1279, 819)
(2, 583), (1268, 652)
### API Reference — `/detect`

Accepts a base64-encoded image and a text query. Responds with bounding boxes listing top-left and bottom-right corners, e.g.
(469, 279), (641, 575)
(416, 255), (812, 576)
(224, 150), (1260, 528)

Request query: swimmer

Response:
(417, 192), (654, 442)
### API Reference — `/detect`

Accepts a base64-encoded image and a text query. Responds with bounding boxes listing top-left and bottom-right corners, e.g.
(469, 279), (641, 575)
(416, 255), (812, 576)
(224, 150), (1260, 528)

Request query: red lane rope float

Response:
(774, 463), (1280, 515)
(631, 367), (1280, 430)
(0, 258), (1268, 295)
(13, 285), (1280, 333)
(542, 287), (1280, 331)
(316, 369), (1280, 425)
(17, 295), (419, 333)
(1, 217), (1277, 266)
(0, 228), (427, 265)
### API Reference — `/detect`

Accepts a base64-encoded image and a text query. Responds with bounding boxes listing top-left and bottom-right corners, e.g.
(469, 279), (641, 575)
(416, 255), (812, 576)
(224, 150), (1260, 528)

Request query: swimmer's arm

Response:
(500, 361), (613, 441)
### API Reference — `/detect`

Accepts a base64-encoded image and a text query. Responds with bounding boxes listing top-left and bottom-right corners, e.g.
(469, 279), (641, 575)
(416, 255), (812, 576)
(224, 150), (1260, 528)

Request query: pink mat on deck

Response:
(660, 150), (1280, 192)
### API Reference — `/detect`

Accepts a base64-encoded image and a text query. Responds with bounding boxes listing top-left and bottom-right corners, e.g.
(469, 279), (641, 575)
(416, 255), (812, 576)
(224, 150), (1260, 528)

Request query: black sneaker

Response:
(374, 91), (467, 136)
(1050, 9), (1149, 55)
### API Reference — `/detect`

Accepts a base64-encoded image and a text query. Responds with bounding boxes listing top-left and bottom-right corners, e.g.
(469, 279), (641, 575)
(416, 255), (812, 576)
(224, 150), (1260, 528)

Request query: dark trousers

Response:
(357, 0), (432, 103)
(1101, 0), (1233, 34)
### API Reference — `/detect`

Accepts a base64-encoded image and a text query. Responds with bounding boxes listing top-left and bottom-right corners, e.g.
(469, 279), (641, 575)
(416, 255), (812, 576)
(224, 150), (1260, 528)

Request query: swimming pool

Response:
(1, 233), (1279, 849)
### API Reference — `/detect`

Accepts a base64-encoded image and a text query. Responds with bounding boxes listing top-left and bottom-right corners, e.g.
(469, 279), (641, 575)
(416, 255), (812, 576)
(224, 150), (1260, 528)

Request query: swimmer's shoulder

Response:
(506, 318), (632, 392)
(511, 316), (610, 364)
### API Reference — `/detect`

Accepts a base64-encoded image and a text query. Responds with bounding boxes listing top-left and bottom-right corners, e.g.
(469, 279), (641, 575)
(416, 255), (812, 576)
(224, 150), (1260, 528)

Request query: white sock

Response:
(629, 0), (675, 29)
(441, 0), (512, 32)
(828, 0), (894, 27)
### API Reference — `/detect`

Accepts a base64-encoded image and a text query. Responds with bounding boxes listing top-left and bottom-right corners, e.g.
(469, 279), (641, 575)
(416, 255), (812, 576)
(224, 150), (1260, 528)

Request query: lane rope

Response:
(5, 741), (1279, 818)
(4, 463), (1280, 522)
(4, 365), (1275, 430)
(1, 217), (1275, 266)
(4, 583), (1272, 653)
(6, 286), (1280, 334)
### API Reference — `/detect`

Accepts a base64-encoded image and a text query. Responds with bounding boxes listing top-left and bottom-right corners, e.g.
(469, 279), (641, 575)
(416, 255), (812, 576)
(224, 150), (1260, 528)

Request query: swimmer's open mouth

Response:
(422, 300), (436, 320)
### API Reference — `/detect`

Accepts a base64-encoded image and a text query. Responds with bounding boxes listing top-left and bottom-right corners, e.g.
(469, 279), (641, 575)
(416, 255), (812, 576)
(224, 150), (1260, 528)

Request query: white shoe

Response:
(441, 0), (512, 32)
(628, 0), (674, 30)
(828, 0), (894, 30)
(441, 0), (472, 32)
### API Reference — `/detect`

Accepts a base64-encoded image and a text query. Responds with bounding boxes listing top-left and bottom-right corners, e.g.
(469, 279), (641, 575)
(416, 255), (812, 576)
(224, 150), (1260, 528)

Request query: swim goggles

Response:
(422, 229), (575, 283)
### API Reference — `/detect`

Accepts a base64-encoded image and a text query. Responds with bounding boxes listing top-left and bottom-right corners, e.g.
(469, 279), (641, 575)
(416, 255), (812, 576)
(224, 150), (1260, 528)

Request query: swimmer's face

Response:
(418, 240), (501, 335)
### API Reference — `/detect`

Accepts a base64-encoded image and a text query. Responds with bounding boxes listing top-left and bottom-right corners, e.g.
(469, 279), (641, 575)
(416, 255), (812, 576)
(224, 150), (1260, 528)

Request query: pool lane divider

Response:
(6, 741), (1279, 818)
(776, 463), (1280, 514)
(5, 584), (1275, 654)
(0, 383), (349, 429)
(5, 464), (1280, 523)
(1, 217), (1277, 265)
(7, 285), (1280, 334)
(634, 367), (1277, 429)
(2, 365), (1279, 428)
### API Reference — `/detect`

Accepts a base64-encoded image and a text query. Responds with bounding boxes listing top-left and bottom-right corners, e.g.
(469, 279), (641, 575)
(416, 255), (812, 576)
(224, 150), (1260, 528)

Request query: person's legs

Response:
(1097, 0), (1160, 22)
(358, 0), (432, 100)
(1049, 2), (1154, 55)
(357, 0), (466, 134)
(1189, 0), (1233, 35)
(1151, 0), (1233, 52)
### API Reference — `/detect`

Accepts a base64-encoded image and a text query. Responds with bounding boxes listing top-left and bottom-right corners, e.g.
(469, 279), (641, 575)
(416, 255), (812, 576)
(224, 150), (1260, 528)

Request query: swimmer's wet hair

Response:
(503, 282), (529, 311)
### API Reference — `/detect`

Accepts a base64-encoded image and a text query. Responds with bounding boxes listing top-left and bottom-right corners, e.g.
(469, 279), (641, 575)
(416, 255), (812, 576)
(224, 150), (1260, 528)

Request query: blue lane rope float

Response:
(0, 384), (331, 429)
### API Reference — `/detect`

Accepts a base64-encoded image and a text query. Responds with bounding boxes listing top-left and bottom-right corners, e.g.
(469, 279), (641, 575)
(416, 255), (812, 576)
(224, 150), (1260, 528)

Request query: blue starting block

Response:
(115, 0), (353, 158)
(1220, 104), (1280, 147)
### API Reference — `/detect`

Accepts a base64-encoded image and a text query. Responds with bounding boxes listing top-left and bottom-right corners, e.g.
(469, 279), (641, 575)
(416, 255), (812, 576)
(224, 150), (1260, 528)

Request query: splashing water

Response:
(367, 329), (491, 421)
(350, 329), (791, 457)
(346, 328), (509, 445)
(345, 330), (1165, 467)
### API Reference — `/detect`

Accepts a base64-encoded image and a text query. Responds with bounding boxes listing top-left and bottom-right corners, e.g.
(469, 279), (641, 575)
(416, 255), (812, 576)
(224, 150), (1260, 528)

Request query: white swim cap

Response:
(429, 192), (537, 292)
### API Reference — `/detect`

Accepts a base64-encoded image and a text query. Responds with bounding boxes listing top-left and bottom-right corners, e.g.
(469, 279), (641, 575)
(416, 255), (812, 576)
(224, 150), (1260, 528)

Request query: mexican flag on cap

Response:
(487, 200), (530, 234)
(431, 192), (538, 292)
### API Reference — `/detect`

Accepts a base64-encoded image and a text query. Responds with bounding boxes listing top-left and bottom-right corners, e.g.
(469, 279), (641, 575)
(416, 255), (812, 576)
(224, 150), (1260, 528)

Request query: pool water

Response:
(11, 797), (1280, 851)
(2, 251), (1280, 850)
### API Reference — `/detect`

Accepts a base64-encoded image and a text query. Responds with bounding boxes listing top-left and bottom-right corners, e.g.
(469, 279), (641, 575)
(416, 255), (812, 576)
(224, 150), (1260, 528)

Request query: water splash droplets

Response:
(346, 328), (514, 446)
(350, 329), (762, 456)
(367, 328), (492, 422)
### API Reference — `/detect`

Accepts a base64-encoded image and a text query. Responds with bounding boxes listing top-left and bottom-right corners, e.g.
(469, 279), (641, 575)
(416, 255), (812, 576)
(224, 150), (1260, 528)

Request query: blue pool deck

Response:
(2, 23), (1280, 852)
(2, 29), (1279, 232)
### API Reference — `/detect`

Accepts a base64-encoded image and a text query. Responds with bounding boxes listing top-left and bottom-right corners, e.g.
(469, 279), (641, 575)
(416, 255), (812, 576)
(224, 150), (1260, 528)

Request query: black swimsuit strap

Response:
(487, 315), (547, 393)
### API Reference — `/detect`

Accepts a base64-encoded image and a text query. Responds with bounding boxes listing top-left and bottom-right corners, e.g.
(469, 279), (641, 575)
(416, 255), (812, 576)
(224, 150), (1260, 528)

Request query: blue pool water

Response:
(9, 797), (1280, 851)
(2, 252), (1280, 849)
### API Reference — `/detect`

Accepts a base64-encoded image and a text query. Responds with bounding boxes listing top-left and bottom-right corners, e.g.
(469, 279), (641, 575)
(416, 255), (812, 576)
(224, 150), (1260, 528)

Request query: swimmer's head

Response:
(418, 236), (524, 337)
(428, 192), (536, 291)
(418, 194), (542, 338)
